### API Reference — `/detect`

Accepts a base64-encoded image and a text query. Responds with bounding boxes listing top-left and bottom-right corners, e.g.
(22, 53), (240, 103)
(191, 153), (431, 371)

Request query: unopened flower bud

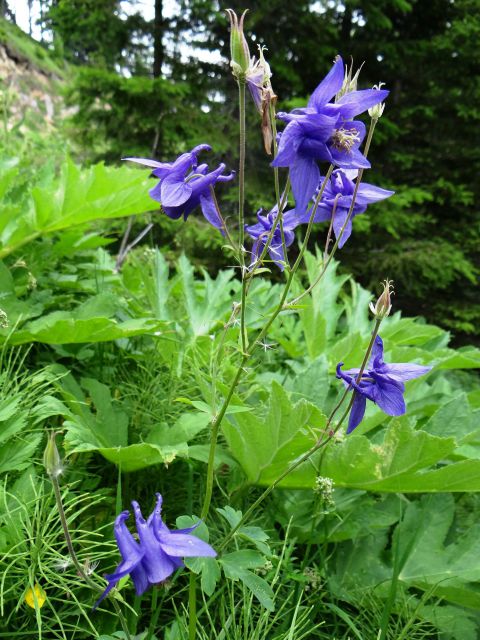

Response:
(369, 279), (393, 319)
(335, 58), (364, 101)
(226, 9), (251, 79)
(368, 83), (386, 119)
(43, 431), (63, 478)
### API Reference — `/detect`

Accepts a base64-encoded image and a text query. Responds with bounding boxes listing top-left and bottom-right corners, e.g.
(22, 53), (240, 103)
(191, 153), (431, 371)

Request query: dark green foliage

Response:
(46, 0), (146, 70)
(61, 0), (479, 341)
(64, 69), (192, 162)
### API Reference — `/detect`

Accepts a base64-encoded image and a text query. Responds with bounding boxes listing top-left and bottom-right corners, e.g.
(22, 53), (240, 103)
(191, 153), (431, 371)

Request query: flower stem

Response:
(335, 317), (383, 426)
(218, 316), (384, 551)
(238, 81), (246, 260)
(270, 101), (289, 270)
(50, 475), (132, 640)
(252, 165), (334, 348)
(288, 119), (378, 306)
(188, 572), (197, 640)
(238, 80), (248, 353)
(201, 356), (248, 520)
(190, 78), (249, 640)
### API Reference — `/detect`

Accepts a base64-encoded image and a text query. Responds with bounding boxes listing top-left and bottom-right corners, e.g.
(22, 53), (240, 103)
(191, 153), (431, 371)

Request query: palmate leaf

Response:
(332, 495), (480, 620)
(62, 375), (209, 471)
(9, 314), (168, 345)
(3, 291), (170, 345)
(398, 495), (480, 608)
(177, 254), (238, 337)
(299, 254), (349, 359)
(222, 381), (326, 485)
(224, 382), (480, 492)
(0, 158), (154, 258)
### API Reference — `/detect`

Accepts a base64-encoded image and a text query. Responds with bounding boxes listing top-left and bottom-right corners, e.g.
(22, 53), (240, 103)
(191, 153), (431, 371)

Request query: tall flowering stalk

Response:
(116, 11), (434, 640)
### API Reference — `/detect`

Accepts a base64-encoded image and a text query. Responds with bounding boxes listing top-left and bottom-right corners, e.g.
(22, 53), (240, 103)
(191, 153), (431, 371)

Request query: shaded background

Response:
(2, 0), (479, 343)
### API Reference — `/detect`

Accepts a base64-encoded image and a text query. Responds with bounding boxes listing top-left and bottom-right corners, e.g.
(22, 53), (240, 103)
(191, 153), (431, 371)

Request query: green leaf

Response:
(423, 393), (479, 444)
(233, 569), (274, 611)
(62, 376), (193, 471)
(175, 516), (209, 541)
(221, 553), (275, 610)
(0, 159), (154, 258)
(147, 412), (210, 446)
(217, 506), (242, 529)
(184, 556), (220, 596)
(299, 256), (348, 358)
(97, 442), (185, 472)
(221, 550), (266, 573)
(222, 381), (326, 485)
(0, 435), (42, 474)
(399, 495), (480, 608)
(177, 254), (238, 338)
(8, 311), (168, 345)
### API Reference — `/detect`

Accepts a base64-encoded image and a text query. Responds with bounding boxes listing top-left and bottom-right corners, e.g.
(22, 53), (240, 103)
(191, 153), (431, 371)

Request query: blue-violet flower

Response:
(94, 494), (216, 608)
(297, 168), (394, 247)
(245, 205), (299, 271)
(125, 145), (234, 231)
(336, 335), (432, 433)
(271, 56), (389, 213)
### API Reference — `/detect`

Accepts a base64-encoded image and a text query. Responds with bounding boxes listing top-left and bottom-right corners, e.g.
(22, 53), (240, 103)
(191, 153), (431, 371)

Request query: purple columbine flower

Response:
(245, 205), (299, 271)
(94, 494), (216, 608)
(271, 56), (389, 213)
(297, 169), (394, 247)
(336, 335), (432, 434)
(125, 145), (234, 230)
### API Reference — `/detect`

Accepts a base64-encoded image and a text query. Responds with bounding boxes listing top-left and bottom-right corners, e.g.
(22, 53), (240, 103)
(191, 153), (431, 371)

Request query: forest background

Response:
(2, 0), (479, 345)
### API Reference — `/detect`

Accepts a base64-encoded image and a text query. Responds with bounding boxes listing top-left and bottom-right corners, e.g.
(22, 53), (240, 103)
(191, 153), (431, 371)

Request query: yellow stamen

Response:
(331, 127), (360, 153)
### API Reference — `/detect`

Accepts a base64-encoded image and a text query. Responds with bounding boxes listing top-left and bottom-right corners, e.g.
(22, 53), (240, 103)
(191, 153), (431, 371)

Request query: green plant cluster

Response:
(30, 0), (479, 341)
(0, 155), (479, 638)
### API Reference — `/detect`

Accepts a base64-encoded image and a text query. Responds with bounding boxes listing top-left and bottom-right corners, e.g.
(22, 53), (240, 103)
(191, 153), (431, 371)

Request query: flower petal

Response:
(123, 157), (170, 170)
(269, 235), (287, 271)
(162, 204), (184, 220)
(114, 511), (143, 562)
(93, 581), (117, 610)
(331, 147), (371, 169)
(383, 363), (432, 382)
(160, 175), (193, 207)
(336, 88), (389, 119)
(332, 207), (353, 248)
(149, 181), (163, 203)
(133, 502), (177, 584)
(130, 564), (150, 596)
(290, 156), (320, 214)
(199, 194), (223, 230)
(157, 532), (217, 558)
(371, 379), (406, 416)
(271, 121), (302, 167)
(308, 56), (344, 110)
(347, 392), (367, 433)
(369, 335), (385, 368)
(356, 183), (395, 206)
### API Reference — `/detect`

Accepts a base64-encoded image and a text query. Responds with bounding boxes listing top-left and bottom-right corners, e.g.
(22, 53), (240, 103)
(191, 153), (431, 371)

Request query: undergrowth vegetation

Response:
(0, 6), (479, 640)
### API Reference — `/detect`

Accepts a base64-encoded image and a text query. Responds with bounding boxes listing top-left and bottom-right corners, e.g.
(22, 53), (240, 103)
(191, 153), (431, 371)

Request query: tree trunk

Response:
(153, 0), (163, 78)
(340, 2), (352, 44)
